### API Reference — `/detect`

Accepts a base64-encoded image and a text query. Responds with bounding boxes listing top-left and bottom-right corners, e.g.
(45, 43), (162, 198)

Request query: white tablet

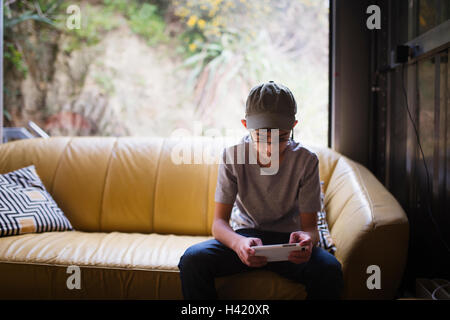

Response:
(251, 243), (308, 262)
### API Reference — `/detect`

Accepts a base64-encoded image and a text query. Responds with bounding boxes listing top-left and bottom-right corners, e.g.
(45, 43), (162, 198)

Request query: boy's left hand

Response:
(288, 231), (313, 264)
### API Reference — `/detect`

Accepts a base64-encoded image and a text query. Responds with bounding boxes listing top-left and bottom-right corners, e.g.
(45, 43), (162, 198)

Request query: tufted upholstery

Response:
(0, 136), (408, 299)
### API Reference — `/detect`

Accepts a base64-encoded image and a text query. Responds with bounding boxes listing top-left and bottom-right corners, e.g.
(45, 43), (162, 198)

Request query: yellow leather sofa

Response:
(0, 136), (409, 299)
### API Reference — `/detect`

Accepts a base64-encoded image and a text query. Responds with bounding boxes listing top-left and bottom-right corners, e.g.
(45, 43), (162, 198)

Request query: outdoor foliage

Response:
(3, 0), (329, 147)
(171, 0), (329, 145)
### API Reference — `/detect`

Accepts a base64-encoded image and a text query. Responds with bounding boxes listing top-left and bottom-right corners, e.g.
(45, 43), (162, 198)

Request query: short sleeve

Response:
(214, 148), (238, 204)
(297, 154), (321, 213)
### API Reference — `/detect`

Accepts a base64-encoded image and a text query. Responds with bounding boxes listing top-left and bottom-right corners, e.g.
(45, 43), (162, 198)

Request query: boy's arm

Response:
(292, 153), (321, 247)
(299, 212), (319, 246)
(211, 202), (245, 251)
(287, 212), (319, 264)
(213, 148), (246, 251)
(212, 201), (267, 268)
(288, 212), (319, 247)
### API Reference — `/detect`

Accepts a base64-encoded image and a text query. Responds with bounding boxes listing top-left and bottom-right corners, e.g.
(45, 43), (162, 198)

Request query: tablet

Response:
(251, 243), (308, 262)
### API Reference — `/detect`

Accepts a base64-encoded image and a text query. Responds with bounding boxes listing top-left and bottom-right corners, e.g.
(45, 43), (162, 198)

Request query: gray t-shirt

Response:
(214, 134), (321, 233)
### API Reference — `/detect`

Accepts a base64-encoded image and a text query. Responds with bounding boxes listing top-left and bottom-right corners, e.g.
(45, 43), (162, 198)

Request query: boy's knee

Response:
(323, 255), (342, 273)
(324, 258), (342, 279)
(178, 246), (195, 270)
(310, 249), (343, 280)
(305, 249), (344, 299)
(178, 244), (208, 271)
(324, 259), (343, 284)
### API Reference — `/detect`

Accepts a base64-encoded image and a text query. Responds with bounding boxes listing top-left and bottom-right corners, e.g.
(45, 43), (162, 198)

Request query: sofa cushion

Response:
(0, 165), (73, 237)
(0, 230), (209, 269)
(0, 230), (306, 299)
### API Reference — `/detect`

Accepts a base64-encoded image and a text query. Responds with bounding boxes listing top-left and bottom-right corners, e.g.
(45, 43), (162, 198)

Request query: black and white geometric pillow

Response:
(0, 165), (73, 237)
(316, 181), (337, 255)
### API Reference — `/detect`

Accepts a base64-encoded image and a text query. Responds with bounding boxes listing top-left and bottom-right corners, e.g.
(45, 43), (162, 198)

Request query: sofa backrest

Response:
(318, 153), (409, 298)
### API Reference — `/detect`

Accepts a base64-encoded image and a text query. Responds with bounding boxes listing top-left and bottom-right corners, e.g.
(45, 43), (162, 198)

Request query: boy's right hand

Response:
(234, 237), (267, 268)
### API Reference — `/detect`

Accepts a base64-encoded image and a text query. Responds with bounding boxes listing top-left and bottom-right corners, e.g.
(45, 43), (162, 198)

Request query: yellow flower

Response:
(187, 15), (198, 27)
(197, 19), (206, 29)
(189, 43), (197, 51)
(200, 5), (208, 10)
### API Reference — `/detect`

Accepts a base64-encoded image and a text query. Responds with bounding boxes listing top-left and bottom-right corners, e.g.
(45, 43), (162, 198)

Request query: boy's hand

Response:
(234, 237), (267, 268)
(288, 231), (312, 264)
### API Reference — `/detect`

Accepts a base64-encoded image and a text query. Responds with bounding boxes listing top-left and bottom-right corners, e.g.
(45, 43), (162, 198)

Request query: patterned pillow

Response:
(0, 165), (73, 237)
(316, 181), (337, 255)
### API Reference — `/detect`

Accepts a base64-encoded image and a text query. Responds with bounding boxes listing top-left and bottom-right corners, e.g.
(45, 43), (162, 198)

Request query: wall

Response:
(332, 0), (450, 294)
(370, 0), (450, 292)
(331, 0), (372, 168)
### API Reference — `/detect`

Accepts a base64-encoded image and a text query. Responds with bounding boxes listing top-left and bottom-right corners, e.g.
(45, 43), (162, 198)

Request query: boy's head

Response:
(243, 80), (297, 131)
(241, 81), (298, 161)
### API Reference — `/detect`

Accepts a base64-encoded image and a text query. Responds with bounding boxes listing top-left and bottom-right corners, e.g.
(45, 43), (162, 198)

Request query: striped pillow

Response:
(0, 165), (73, 237)
(316, 181), (337, 255)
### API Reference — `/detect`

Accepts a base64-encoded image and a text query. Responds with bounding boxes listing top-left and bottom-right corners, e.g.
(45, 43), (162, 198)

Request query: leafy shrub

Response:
(103, 0), (169, 46)
(62, 4), (119, 53)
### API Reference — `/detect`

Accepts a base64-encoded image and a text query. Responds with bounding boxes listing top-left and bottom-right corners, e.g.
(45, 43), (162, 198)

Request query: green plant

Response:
(3, 0), (65, 123)
(3, 0), (61, 29)
(4, 43), (28, 77)
(61, 3), (120, 53)
(172, 0), (329, 131)
(3, 0), (63, 73)
(176, 26), (281, 117)
(172, 0), (274, 56)
(172, 0), (283, 111)
(57, 0), (168, 53)
(103, 0), (169, 46)
(128, 3), (168, 45)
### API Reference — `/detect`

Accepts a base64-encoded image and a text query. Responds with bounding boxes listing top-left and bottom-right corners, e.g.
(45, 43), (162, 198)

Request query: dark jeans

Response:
(177, 228), (344, 300)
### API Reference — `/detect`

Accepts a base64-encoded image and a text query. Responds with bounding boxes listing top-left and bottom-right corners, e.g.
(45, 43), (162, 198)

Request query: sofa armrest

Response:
(326, 157), (409, 299)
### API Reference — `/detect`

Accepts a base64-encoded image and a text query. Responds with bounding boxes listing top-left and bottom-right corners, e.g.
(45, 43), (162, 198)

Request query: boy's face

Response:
(241, 119), (298, 165)
(249, 128), (291, 158)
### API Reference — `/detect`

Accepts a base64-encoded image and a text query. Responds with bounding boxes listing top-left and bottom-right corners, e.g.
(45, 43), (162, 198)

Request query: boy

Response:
(178, 81), (343, 299)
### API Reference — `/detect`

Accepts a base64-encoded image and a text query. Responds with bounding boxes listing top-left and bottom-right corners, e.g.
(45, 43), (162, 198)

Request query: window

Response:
(3, 0), (329, 147)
